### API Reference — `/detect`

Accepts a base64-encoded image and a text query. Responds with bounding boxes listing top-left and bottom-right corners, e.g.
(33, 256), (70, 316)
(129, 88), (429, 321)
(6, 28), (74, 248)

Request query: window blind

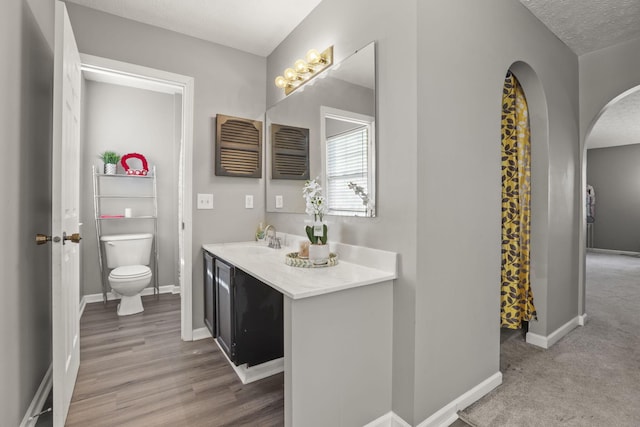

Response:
(326, 126), (368, 214)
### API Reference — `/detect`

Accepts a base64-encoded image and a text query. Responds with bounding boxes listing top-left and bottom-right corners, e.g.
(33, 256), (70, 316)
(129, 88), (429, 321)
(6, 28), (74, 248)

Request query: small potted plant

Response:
(303, 177), (329, 264)
(99, 151), (120, 175)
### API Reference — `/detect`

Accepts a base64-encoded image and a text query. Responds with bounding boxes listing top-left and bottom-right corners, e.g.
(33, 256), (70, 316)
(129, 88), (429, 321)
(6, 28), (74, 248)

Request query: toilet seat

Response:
(110, 265), (151, 280)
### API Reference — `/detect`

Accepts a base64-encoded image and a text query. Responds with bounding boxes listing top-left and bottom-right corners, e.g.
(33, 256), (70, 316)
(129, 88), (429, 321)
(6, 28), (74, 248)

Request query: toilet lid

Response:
(110, 265), (151, 279)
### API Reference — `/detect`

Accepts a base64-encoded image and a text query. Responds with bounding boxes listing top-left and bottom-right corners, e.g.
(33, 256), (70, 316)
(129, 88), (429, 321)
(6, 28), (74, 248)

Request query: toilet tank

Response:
(100, 233), (153, 268)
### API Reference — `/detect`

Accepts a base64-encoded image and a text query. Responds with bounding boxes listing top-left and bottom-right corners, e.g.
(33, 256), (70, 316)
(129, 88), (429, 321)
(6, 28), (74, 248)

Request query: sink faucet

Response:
(264, 225), (280, 248)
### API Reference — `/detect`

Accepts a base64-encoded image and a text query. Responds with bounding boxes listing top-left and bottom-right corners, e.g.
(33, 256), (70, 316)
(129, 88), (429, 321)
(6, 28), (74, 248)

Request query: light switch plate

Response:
(197, 193), (213, 209)
(245, 195), (254, 209)
(275, 195), (284, 209)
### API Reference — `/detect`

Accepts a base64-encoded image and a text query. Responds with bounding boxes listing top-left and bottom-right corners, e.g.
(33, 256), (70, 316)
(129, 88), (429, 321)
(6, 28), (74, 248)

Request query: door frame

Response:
(80, 54), (195, 340)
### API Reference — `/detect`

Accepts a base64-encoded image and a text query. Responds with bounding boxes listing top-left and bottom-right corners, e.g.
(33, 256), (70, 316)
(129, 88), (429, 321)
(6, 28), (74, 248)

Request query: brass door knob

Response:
(35, 234), (61, 245)
(63, 232), (82, 244)
(36, 232), (81, 245)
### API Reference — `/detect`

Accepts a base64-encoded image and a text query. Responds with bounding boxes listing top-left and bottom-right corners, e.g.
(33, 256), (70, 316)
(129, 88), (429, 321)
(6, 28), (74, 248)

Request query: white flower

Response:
(303, 177), (328, 220)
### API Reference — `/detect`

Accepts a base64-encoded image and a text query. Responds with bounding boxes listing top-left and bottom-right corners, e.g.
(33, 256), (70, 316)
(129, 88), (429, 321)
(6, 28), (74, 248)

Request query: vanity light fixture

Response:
(274, 46), (333, 95)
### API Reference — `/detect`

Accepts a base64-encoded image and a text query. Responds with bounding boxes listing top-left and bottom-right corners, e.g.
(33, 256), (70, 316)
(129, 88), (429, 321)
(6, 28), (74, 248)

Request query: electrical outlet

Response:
(275, 195), (284, 209)
(197, 193), (213, 209)
(245, 195), (254, 209)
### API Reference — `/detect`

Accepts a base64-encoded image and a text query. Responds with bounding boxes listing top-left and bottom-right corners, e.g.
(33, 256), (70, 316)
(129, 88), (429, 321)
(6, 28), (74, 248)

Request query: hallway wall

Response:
(417, 0), (580, 421)
(587, 144), (640, 251)
(0, 0), (54, 424)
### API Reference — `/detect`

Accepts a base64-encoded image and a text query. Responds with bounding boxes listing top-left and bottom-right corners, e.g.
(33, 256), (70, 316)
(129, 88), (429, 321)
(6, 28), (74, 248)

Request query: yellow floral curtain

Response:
(501, 71), (536, 329)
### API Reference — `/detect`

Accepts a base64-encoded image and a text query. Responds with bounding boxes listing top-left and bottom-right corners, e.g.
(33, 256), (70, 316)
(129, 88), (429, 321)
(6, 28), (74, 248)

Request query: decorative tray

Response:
(285, 252), (338, 268)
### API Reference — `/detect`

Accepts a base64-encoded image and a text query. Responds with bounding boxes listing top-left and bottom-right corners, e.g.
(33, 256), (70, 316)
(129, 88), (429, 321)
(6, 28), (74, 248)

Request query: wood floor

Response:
(65, 293), (284, 426)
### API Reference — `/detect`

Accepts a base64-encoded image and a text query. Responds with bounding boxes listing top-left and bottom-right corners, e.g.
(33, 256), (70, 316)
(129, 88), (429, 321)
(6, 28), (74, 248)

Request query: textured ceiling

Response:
(519, 0), (640, 55)
(64, 0), (322, 57)
(586, 90), (640, 149)
(519, 1), (640, 150)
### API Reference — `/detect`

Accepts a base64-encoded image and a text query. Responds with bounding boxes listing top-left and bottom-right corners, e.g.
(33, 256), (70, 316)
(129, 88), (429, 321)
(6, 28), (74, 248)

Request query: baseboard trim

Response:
(192, 327), (212, 341)
(578, 313), (587, 326)
(20, 363), (52, 427)
(416, 372), (503, 427)
(81, 285), (178, 306)
(587, 248), (640, 256)
(363, 412), (411, 427)
(213, 338), (284, 384)
(364, 373), (503, 427)
(79, 296), (87, 317)
(526, 315), (580, 349)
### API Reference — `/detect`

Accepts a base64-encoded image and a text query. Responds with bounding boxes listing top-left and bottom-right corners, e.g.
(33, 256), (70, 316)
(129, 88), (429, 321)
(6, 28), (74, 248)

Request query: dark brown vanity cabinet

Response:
(203, 251), (284, 367)
(203, 251), (216, 336)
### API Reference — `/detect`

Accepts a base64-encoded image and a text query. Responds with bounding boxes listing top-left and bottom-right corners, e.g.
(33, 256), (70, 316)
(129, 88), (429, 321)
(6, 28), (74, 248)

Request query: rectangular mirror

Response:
(266, 41), (376, 217)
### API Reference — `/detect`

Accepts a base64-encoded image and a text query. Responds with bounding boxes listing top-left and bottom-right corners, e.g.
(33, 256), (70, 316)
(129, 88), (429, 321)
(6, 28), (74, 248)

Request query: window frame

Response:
(320, 106), (376, 217)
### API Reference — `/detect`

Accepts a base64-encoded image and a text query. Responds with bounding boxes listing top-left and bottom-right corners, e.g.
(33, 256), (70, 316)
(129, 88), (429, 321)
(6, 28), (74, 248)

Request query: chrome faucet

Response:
(264, 225), (280, 248)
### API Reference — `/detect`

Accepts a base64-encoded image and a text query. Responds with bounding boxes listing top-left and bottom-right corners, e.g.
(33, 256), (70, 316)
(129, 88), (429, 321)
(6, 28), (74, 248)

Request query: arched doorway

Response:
(500, 70), (536, 331)
(581, 84), (640, 318)
(499, 62), (550, 347)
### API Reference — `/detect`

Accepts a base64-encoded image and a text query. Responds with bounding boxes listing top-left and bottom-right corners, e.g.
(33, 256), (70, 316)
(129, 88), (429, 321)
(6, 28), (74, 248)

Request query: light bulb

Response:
(306, 49), (321, 64)
(284, 67), (297, 80)
(294, 59), (310, 74)
(307, 49), (320, 64)
(275, 75), (287, 88)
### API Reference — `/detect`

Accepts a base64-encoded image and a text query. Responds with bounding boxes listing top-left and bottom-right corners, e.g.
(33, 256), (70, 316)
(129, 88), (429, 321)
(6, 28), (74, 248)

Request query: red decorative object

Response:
(121, 153), (149, 176)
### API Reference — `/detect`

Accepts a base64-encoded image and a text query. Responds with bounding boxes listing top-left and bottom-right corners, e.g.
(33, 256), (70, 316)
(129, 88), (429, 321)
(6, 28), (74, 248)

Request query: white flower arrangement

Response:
(303, 177), (327, 222)
(302, 177), (328, 244)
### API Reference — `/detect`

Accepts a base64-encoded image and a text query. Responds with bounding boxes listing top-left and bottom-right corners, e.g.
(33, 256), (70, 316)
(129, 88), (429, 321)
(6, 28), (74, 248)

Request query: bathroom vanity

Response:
(203, 251), (283, 367)
(203, 237), (397, 427)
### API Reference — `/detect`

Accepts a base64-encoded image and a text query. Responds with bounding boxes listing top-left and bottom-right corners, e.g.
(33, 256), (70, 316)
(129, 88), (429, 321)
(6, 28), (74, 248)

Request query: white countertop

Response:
(202, 240), (397, 300)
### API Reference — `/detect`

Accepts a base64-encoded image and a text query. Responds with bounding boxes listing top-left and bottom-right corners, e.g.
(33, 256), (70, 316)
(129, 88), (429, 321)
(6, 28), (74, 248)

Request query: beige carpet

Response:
(461, 252), (640, 426)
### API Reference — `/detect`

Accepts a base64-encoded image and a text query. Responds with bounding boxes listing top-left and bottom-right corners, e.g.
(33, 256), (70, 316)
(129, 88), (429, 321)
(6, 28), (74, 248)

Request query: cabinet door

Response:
(234, 268), (284, 367)
(203, 252), (215, 336)
(215, 259), (235, 362)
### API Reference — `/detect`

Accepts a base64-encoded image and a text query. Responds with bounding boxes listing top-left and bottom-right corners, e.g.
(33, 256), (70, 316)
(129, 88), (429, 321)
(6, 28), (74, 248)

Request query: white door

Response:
(52, 1), (82, 425)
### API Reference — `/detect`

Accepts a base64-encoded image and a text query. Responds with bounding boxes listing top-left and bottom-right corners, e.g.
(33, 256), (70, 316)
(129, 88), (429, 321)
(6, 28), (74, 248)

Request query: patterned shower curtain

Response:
(500, 71), (536, 329)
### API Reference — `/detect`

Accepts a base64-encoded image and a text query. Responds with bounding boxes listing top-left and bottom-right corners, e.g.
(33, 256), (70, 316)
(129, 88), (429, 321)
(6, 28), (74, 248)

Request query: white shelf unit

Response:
(93, 165), (160, 302)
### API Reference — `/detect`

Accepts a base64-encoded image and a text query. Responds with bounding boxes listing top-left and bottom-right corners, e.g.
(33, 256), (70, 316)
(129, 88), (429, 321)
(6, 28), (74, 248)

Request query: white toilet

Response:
(100, 233), (153, 316)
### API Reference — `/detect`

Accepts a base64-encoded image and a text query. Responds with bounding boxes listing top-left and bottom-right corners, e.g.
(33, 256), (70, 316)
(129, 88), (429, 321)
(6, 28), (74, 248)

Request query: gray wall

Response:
(266, 0), (419, 422)
(268, 0), (580, 424)
(64, 2), (267, 327)
(80, 81), (180, 296)
(587, 144), (640, 251)
(0, 0), (54, 424)
(417, 0), (579, 421)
